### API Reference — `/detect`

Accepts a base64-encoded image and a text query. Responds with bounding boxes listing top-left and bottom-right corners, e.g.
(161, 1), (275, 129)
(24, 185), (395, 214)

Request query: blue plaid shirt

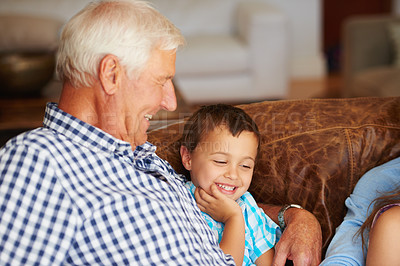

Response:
(0, 102), (235, 265)
(185, 182), (278, 265)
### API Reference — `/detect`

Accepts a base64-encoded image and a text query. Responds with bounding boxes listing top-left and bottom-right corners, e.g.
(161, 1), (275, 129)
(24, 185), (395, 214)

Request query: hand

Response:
(272, 208), (322, 266)
(195, 184), (245, 265)
(194, 184), (242, 223)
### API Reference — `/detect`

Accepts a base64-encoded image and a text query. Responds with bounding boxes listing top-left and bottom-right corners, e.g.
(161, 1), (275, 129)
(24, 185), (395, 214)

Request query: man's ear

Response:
(180, 145), (192, 171)
(99, 54), (120, 95)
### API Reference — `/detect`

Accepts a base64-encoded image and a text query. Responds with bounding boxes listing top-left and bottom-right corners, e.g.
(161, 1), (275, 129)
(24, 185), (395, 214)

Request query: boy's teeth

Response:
(217, 184), (235, 191)
(144, 114), (153, 121)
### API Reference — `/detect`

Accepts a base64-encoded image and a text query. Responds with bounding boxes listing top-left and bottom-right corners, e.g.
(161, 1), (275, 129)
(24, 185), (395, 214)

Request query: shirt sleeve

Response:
(0, 143), (76, 265)
(241, 192), (278, 263)
(321, 157), (400, 265)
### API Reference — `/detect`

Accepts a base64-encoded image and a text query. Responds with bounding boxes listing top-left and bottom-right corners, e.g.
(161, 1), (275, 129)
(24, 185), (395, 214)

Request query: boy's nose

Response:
(225, 165), (238, 180)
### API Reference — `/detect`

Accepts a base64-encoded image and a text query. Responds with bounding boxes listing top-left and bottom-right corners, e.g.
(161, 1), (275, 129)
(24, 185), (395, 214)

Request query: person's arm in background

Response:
(321, 156), (400, 265)
(262, 204), (322, 266)
(366, 205), (400, 265)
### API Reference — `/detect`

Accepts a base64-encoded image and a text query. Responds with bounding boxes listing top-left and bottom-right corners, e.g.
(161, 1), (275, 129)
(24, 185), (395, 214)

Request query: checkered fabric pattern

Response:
(0, 102), (235, 265)
(185, 182), (278, 265)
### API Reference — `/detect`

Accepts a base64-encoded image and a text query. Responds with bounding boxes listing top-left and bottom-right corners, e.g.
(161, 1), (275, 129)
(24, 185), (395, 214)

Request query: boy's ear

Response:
(99, 54), (120, 95)
(180, 146), (192, 171)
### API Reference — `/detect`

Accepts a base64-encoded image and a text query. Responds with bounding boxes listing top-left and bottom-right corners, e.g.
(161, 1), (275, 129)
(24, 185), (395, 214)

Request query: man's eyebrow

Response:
(158, 75), (173, 83)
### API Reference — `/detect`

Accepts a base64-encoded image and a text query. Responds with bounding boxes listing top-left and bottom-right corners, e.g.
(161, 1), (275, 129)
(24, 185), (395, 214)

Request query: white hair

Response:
(56, 0), (185, 87)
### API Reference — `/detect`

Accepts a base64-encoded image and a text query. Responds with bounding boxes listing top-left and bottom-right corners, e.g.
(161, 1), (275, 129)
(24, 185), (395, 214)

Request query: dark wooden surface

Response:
(0, 97), (51, 130)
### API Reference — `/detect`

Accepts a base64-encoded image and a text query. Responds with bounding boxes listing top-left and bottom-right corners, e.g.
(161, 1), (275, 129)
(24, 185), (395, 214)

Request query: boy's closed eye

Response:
(213, 160), (227, 165)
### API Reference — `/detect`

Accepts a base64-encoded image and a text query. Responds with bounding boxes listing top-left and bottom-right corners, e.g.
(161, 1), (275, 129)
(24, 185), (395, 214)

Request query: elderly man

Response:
(0, 0), (321, 264)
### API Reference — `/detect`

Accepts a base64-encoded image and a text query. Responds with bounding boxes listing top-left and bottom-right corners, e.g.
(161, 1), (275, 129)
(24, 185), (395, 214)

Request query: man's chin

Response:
(132, 132), (148, 148)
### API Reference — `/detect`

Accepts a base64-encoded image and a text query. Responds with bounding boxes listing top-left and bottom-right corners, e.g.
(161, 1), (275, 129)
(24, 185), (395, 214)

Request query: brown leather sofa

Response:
(147, 97), (400, 258)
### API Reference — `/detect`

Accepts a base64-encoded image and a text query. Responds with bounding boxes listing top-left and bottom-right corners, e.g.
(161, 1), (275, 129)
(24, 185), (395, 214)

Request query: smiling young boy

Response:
(180, 104), (278, 265)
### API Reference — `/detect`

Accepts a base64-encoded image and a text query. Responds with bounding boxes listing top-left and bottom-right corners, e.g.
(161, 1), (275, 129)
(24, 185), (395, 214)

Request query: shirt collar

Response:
(43, 102), (155, 159)
(185, 181), (196, 197)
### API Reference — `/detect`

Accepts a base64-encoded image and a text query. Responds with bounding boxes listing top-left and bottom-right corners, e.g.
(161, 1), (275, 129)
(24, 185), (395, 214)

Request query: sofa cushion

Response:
(147, 97), (400, 257)
(353, 66), (400, 97)
(176, 35), (249, 76)
(149, 0), (240, 37)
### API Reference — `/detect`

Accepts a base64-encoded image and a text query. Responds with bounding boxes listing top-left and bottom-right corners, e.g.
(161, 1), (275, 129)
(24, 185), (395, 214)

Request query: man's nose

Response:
(161, 80), (177, 111)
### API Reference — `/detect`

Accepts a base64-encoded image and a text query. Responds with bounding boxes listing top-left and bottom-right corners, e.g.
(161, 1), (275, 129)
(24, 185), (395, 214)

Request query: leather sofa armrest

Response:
(236, 1), (289, 98)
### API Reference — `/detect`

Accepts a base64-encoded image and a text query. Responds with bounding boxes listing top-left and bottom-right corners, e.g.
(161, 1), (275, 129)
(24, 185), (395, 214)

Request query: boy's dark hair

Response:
(180, 104), (260, 154)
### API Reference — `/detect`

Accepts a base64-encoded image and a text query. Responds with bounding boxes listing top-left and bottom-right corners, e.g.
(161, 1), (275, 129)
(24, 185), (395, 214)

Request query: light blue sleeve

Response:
(241, 192), (278, 264)
(320, 157), (400, 265)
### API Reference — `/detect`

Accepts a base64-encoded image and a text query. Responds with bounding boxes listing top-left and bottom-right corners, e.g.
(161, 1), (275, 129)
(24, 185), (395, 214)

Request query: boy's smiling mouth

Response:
(216, 183), (237, 193)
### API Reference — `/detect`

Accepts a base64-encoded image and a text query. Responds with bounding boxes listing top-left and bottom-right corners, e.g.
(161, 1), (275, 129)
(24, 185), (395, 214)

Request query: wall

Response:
(0, 0), (325, 79)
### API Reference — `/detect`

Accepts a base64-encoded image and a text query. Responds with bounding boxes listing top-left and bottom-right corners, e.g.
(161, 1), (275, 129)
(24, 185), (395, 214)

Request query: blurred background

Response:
(0, 0), (398, 145)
